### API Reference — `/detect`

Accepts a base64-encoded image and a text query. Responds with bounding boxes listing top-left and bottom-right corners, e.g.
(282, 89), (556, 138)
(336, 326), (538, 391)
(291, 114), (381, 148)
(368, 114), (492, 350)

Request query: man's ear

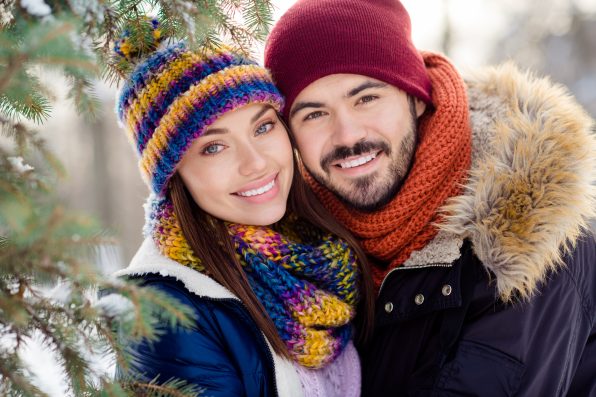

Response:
(415, 98), (426, 117)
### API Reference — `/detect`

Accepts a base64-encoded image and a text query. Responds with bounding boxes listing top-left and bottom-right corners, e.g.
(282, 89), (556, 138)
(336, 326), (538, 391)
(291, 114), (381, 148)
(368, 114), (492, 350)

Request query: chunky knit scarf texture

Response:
(144, 195), (359, 368)
(309, 53), (472, 289)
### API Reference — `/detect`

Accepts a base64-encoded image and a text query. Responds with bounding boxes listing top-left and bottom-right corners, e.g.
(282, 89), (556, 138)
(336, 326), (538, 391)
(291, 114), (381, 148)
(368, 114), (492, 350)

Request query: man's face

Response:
(289, 74), (426, 211)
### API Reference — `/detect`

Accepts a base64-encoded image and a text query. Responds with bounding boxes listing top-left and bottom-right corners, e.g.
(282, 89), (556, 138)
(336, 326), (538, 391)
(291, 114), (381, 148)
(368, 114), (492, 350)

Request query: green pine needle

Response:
(123, 375), (205, 397)
(67, 76), (102, 121)
(0, 92), (51, 124)
(0, 235), (8, 250)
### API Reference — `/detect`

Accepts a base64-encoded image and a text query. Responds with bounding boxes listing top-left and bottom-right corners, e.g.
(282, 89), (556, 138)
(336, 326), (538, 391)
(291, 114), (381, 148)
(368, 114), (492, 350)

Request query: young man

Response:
(265, 0), (596, 395)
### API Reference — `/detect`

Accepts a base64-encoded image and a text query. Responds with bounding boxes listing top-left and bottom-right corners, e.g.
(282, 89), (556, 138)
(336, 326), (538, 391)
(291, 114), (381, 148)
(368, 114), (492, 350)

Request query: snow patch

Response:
(20, 0), (51, 17)
(0, 2), (14, 26)
(18, 332), (69, 396)
(48, 282), (72, 304)
(7, 156), (34, 173)
(94, 293), (134, 321)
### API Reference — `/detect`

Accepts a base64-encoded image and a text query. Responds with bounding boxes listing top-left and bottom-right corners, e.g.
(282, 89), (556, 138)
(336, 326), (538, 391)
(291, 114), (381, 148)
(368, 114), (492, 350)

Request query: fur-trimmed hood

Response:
(434, 63), (596, 302)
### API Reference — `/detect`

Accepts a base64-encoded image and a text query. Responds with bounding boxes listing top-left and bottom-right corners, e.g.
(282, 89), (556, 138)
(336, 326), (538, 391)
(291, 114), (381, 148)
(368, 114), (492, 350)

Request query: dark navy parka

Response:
(359, 63), (596, 396)
(361, 234), (596, 396)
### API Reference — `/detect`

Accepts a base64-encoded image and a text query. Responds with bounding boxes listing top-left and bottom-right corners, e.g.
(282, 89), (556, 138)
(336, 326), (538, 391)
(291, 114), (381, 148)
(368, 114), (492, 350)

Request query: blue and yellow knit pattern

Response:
(144, 194), (359, 368)
(115, 41), (284, 196)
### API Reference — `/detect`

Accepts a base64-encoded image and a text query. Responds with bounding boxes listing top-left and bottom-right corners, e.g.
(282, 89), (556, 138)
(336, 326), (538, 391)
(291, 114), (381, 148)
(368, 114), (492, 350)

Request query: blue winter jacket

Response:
(113, 239), (303, 397)
(127, 275), (277, 396)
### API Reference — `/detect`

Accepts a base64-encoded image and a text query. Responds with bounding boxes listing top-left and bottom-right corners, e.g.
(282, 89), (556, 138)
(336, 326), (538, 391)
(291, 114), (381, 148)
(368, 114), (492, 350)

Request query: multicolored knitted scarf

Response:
(115, 20), (356, 369)
(144, 195), (359, 369)
(307, 53), (472, 290)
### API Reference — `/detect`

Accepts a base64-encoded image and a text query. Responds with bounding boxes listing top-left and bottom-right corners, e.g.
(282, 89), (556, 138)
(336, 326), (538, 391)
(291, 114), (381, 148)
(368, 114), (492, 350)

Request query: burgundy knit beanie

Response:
(265, 0), (432, 119)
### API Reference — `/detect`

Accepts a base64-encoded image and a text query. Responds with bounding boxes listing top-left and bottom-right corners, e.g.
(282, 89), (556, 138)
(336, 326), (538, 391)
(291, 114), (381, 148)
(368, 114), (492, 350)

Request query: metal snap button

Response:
(414, 294), (425, 305)
(442, 284), (453, 296)
(384, 302), (394, 313)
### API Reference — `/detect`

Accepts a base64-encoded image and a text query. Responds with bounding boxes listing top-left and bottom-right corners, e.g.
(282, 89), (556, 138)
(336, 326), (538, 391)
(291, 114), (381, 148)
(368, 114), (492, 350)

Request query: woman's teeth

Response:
(237, 179), (275, 197)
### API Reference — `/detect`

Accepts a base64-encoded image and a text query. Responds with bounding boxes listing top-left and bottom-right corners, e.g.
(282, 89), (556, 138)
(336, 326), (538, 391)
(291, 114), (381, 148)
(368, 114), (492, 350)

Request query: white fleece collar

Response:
(113, 237), (237, 300)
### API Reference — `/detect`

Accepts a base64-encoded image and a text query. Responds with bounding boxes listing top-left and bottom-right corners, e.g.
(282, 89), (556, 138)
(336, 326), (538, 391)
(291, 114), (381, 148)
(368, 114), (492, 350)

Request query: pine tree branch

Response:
(0, 53), (26, 93)
(128, 378), (204, 397)
(241, 0), (274, 39)
(94, 320), (130, 372)
(0, 364), (49, 397)
(0, 3), (275, 395)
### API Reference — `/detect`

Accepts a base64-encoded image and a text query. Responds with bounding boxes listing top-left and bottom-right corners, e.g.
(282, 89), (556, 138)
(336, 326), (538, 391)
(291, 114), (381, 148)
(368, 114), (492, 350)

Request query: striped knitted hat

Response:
(116, 35), (284, 196)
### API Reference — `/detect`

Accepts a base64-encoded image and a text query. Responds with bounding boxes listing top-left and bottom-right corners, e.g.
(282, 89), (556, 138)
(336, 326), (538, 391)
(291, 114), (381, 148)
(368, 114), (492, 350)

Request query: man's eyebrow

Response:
(290, 101), (324, 119)
(203, 105), (272, 136)
(347, 81), (388, 97)
(290, 81), (388, 119)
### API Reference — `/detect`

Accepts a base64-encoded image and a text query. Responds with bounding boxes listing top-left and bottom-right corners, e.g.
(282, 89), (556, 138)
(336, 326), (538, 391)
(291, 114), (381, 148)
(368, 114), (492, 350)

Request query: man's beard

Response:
(308, 103), (418, 212)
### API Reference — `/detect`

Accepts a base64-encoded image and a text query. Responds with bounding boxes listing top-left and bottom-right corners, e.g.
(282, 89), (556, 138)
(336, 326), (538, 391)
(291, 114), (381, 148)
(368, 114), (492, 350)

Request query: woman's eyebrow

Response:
(250, 104), (272, 123)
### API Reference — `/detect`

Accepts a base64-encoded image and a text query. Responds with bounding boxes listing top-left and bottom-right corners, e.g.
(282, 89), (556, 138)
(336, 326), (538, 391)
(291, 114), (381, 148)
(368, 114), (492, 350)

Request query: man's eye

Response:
(359, 95), (378, 104)
(304, 111), (324, 121)
(256, 121), (274, 135)
(202, 143), (225, 155)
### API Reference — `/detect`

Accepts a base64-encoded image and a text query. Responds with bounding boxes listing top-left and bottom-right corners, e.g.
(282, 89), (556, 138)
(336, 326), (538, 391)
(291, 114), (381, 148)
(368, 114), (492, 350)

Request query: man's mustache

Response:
(321, 140), (391, 171)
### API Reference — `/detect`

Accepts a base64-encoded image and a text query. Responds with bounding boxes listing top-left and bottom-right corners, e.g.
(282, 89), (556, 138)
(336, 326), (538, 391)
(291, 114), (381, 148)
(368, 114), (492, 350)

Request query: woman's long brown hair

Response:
(168, 117), (374, 359)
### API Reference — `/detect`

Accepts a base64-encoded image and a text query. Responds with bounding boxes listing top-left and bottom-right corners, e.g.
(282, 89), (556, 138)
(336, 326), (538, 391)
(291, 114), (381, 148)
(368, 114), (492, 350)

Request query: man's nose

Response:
(330, 110), (367, 148)
(237, 142), (268, 177)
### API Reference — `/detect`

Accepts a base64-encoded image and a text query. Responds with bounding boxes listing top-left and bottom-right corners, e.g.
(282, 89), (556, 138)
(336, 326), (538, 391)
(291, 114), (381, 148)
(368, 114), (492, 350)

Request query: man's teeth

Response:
(339, 153), (377, 169)
(237, 179), (275, 197)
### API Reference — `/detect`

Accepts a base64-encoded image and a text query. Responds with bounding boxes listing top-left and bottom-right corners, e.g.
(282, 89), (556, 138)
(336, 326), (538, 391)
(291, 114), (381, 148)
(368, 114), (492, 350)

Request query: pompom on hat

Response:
(115, 20), (284, 197)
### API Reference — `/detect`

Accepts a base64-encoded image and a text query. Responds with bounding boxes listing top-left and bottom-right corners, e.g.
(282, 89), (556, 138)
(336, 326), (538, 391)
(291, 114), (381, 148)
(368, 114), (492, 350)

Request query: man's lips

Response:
(331, 151), (382, 169)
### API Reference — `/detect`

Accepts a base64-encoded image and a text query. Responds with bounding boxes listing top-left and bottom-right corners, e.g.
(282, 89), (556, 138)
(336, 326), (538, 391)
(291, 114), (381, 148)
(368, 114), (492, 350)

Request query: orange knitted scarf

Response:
(308, 53), (472, 290)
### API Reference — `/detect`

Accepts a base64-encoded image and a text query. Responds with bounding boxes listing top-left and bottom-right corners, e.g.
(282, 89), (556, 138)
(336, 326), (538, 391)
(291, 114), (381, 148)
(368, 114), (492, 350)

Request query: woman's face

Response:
(177, 103), (294, 226)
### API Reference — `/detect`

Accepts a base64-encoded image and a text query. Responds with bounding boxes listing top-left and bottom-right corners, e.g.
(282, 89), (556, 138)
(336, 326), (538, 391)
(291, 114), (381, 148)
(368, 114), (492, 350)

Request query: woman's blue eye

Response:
(256, 121), (274, 135)
(202, 144), (224, 155)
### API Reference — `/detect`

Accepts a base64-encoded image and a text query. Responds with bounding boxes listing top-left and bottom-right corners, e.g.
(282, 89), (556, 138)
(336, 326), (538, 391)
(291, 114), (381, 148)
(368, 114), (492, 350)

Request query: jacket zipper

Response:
(378, 263), (453, 297)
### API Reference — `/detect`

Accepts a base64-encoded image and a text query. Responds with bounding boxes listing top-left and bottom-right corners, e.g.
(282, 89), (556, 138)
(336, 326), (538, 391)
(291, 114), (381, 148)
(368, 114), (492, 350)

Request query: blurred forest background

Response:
(41, 0), (596, 269)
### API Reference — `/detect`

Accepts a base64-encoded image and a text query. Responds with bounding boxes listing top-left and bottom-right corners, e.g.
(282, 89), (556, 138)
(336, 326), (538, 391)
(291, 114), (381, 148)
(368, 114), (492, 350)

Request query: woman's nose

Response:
(237, 142), (268, 177)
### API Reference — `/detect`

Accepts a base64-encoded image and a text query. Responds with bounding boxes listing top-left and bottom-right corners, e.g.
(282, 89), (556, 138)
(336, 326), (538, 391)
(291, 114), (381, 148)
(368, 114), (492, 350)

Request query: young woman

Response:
(112, 32), (374, 397)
